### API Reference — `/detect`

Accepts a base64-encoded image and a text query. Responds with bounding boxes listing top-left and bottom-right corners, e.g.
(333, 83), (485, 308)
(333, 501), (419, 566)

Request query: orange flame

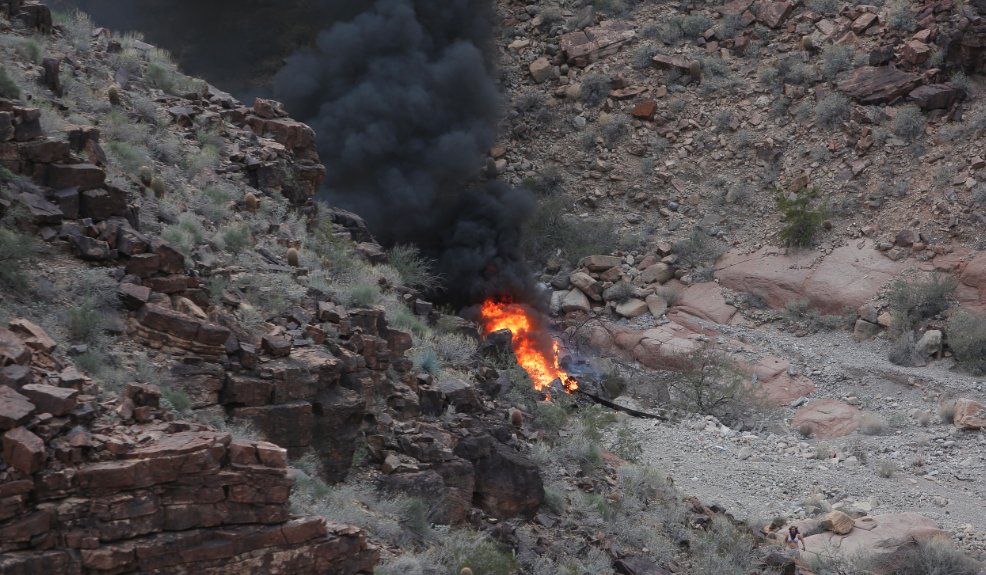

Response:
(479, 299), (578, 394)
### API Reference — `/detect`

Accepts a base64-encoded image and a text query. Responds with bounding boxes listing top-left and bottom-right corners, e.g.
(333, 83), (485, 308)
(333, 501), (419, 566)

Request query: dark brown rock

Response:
(49, 188), (79, 219)
(261, 334), (292, 357)
(836, 66), (923, 104)
(632, 100), (658, 120)
(125, 253), (161, 277)
(20, 384), (78, 416)
(117, 283), (151, 310)
(153, 240), (185, 274)
(754, 0), (794, 28)
(46, 163), (106, 191)
(909, 84), (965, 110)
(67, 235), (115, 261)
(16, 192), (62, 225)
(559, 21), (635, 67)
(138, 305), (200, 341)
(2, 426), (45, 474)
(8, 319), (56, 353)
(79, 188), (127, 220)
(473, 443), (544, 518)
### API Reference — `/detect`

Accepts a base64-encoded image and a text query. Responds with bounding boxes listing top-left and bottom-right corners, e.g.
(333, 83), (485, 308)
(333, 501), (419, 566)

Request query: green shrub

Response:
(0, 228), (38, 293)
(543, 484), (568, 514)
(672, 228), (725, 269)
(947, 311), (986, 374)
(667, 344), (759, 422)
(891, 105), (925, 141)
(431, 332), (477, 367)
(217, 224), (252, 256)
(807, 0), (840, 16)
(888, 332), (920, 367)
(886, 273), (956, 332)
(580, 73), (611, 107)
(65, 299), (103, 343)
(875, 459), (897, 478)
(412, 347), (442, 376)
(632, 44), (658, 69)
(106, 141), (151, 174)
(520, 195), (619, 262)
(610, 421), (643, 462)
(161, 385), (192, 413)
(887, 0), (917, 32)
(387, 244), (441, 291)
(341, 282), (381, 308)
(0, 66), (21, 99)
(891, 537), (984, 575)
(821, 45), (855, 80)
(776, 187), (826, 248)
(815, 94), (850, 130)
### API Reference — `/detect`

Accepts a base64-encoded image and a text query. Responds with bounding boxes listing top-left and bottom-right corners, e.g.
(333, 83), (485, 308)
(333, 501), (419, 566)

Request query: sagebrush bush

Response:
(0, 66), (21, 99)
(667, 344), (762, 423)
(580, 73), (611, 107)
(632, 45), (658, 69)
(821, 45), (855, 79)
(887, 0), (917, 32)
(891, 105), (926, 141)
(859, 412), (889, 435)
(888, 332), (920, 367)
(672, 228), (725, 269)
(0, 227), (39, 293)
(875, 459), (897, 478)
(775, 187), (827, 248)
(520, 195), (618, 262)
(65, 299), (103, 343)
(807, 0), (840, 16)
(892, 537), (984, 575)
(815, 94), (850, 130)
(886, 273), (956, 332)
(947, 311), (986, 374)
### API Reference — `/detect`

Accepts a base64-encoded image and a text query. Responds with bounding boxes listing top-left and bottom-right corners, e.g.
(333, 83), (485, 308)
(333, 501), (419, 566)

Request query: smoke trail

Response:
(274, 0), (534, 306)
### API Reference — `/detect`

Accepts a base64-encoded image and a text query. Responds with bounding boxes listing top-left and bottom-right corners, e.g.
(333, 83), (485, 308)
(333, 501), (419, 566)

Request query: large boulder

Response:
(952, 398), (986, 430)
(804, 513), (947, 575)
(821, 510), (855, 535)
(473, 443), (543, 518)
(792, 400), (862, 438)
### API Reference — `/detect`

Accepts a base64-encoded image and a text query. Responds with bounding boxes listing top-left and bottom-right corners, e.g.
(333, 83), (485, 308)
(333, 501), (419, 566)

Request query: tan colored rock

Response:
(792, 400), (862, 438)
(853, 319), (880, 341)
(952, 398), (986, 430)
(615, 299), (649, 319)
(821, 510), (855, 535)
(0, 328), (32, 367)
(561, 289), (591, 313)
(529, 57), (557, 84)
(639, 262), (673, 285)
(645, 294), (668, 318)
(570, 272), (603, 301)
(7, 319), (56, 353)
(582, 255), (622, 272)
(672, 283), (737, 324)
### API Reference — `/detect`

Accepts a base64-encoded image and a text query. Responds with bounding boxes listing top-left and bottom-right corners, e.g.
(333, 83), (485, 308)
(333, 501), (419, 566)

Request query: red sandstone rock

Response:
(0, 386), (35, 429)
(19, 383), (78, 416)
(792, 399), (862, 438)
(2, 426), (45, 474)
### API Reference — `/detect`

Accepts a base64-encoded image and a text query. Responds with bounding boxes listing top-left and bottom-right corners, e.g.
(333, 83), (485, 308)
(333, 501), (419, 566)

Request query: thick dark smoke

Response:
(273, 0), (534, 305)
(56, 0), (536, 306)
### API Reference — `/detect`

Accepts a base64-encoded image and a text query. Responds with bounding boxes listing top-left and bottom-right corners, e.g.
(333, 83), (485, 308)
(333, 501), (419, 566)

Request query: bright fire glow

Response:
(479, 299), (578, 394)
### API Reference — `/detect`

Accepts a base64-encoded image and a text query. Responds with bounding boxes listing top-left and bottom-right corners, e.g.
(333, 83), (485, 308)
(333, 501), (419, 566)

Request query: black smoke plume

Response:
(54, 0), (536, 307)
(273, 0), (534, 306)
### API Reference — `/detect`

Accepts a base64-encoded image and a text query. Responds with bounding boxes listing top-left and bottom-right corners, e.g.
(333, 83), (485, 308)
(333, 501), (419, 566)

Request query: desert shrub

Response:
(821, 45), (855, 80)
(431, 332), (477, 367)
(777, 56), (815, 85)
(412, 347), (442, 376)
(891, 105), (925, 141)
(732, 129), (753, 149)
(106, 141), (152, 174)
(0, 66), (21, 99)
(65, 298), (103, 343)
(216, 224), (252, 256)
(560, 435), (605, 473)
(885, 273), (956, 332)
(875, 459), (897, 478)
(712, 109), (734, 131)
(521, 194), (619, 262)
(599, 116), (629, 147)
(668, 344), (761, 422)
(757, 66), (781, 91)
(947, 311), (986, 375)
(543, 483), (568, 514)
(523, 166), (564, 196)
(580, 73), (611, 107)
(533, 400), (570, 434)
(718, 14), (743, 39)
(62, 10), (94, 52)
(386, 244), (440, 292)
(672, 228), (725, 269)
(859, 412), (889, 435)
(680, 14), (712, 38)
(888, 332), (920, 367)
(160, 386), (192, 413)
(807, 0), (840, 16)
(632, 44), (658, 69)
(816, 94), (850, 130)
(610, 420), (643, 462)
(700, 56), (730, 79)
(892, 537), (984, 575)
(161, 213), (207, 255)
(340, 282), (381, 308)
(513, 92), (554, 130)
(0, 227), (39, 293)
(432, 530), (517, 575)
(776, 187), (827, 248)
(539, 6), (564, 28)
(887, 0), (917, 32)
(692, 516), (758, 575)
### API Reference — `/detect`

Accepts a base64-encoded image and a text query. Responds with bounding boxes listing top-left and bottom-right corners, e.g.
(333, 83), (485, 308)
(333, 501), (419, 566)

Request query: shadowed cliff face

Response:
(55, 0), (535, 307)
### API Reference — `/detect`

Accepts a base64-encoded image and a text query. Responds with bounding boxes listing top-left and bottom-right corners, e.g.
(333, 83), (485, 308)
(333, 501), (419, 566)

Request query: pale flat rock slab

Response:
(792, 399), (862, 438)
(804, 513), (946, 573)
(673, 283), (737, 324)
(716, 242), (911, 314)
